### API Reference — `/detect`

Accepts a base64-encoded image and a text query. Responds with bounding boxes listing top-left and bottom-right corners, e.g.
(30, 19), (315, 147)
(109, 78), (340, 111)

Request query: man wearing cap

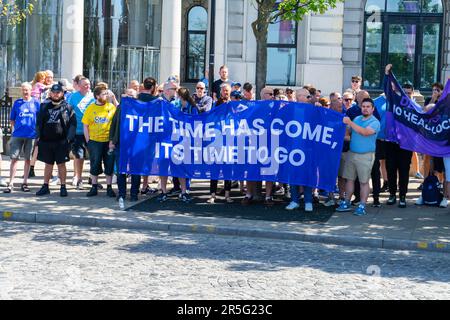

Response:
(232, 82), (242, 92)
(193, 81), (213, 114)
(35, 84), (77, 197)
(230, 90), (242, 101)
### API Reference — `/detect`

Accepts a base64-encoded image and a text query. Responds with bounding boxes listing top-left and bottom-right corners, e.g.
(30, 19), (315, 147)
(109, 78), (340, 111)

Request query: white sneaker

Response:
(0, 177), (8, 187)
(76, 180), (84, 190)
(119, 197), (125, 210)
(323, 199), (336, 207)
(72, 177), (78, 187)
(285, 202), (300, 211)
(440, 198), (448, 208)
(207, 197), (216, 204)
(415, 196), (424, 206)
(305, 203), (313, 212)
(50, 176), (59, 186)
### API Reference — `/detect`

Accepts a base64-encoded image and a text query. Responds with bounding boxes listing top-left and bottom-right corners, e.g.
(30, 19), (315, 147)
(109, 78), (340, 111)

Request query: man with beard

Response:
(337, 98), (380, 216)
(35, 84), (76, 197)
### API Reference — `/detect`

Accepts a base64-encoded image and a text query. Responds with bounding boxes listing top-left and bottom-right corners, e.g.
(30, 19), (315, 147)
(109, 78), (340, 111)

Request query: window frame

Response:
(266, 20), (298, 86)
(185, 5), (208, 83)
(362, 0), (444, 91)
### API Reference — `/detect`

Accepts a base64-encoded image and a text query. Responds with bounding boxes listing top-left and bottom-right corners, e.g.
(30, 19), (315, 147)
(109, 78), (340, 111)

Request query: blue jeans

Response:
(290, 185), (313, 204)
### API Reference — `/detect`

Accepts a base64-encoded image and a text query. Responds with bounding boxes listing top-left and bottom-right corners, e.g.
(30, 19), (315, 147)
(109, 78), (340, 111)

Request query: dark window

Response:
(83, 0), (162, 86)
(363, 0), (443, 90)
(266, 20), (297, 86)
(186, 6), (208, 82)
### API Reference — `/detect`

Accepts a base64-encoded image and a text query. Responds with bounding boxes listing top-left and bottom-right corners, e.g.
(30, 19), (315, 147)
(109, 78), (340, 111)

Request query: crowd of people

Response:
(0, 64), (449, 215)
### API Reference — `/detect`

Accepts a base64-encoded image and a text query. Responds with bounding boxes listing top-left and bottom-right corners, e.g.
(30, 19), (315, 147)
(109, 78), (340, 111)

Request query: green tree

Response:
(251, 0), (343, 97)
(0, 0), (36, 25)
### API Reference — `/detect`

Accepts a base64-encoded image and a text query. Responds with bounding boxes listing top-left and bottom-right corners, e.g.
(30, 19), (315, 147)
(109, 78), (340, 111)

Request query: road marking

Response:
(3, 212), (13, 220)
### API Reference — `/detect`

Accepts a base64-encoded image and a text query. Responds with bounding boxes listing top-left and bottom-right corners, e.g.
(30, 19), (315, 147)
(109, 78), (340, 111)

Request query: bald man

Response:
(129, 80), (140, 93)
(296, 89), (311, 103)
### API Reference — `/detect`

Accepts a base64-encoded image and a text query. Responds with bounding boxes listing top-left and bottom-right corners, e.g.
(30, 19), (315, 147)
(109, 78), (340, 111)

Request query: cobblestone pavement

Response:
(1, 221), (449, 300)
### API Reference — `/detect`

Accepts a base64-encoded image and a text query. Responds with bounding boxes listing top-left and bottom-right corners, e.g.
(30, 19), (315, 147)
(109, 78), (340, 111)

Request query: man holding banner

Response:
(336, 98), (380, 216)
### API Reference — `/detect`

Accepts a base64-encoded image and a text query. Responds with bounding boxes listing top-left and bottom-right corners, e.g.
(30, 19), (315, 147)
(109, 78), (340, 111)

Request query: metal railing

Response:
(0, 89), (13, 136)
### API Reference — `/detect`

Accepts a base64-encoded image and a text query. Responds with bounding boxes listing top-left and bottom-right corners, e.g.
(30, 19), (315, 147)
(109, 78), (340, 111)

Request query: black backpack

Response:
(422, 174), (443, 206)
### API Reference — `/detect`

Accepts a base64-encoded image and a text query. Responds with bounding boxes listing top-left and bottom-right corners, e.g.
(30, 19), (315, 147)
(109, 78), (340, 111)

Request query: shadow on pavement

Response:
(127, 185), (335, 224)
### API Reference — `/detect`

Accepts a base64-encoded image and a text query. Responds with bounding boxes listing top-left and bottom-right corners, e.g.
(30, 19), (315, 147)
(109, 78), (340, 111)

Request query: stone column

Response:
(61, 0), (84, 80)
(159, 0), (182, 83)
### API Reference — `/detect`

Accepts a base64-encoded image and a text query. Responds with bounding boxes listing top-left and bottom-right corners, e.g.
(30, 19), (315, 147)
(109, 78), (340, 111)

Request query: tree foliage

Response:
(0, 0), (36, 25)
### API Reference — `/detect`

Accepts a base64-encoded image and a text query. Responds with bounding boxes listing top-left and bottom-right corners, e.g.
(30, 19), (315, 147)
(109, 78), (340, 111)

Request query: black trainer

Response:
(87, 186), (98, 197)
(106, 186), (116, 198)
(372, 198), (381, 208)
(60, 185), (68, 197)
(157, 193), (168, 203)
(36, 184), (50, 196)
(29, 167), (36, 178)
(168, 188), (182, 197)
(399, 197), (407, 208)
(180, 193), (192, 203)
(387, 195), (397, 205)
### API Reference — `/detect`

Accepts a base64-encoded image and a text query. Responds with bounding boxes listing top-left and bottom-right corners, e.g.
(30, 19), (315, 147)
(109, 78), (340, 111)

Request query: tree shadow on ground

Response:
(128, 185), (335, 224)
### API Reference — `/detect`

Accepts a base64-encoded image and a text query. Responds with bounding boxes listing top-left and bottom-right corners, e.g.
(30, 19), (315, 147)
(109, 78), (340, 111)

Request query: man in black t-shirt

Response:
(212, 65), (232, 101)
(35, 84), (76, 197)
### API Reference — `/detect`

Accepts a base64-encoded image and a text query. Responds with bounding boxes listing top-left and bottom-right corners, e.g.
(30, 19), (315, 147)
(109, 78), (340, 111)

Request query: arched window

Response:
(363, 0), (443, 90)
(186, 6), (208, 82)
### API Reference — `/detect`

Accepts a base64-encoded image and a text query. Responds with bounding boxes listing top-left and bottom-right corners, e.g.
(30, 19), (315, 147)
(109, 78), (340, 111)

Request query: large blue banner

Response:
(119, 98), (346, 191)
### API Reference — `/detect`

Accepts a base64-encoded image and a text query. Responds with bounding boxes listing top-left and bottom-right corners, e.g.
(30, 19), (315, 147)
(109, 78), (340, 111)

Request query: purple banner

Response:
(384, 73), (450, 157)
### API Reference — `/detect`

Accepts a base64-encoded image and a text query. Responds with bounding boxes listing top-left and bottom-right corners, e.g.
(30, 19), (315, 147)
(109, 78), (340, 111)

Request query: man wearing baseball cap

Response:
(35, 84), (76, 197)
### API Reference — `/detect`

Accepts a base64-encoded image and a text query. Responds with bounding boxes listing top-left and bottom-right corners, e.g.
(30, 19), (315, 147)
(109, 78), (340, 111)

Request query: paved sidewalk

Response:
(0, 158), (449, 253)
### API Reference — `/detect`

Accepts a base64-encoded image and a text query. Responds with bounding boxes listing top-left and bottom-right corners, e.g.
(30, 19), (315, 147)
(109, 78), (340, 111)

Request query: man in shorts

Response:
(68, 77), (95, 189)
(35, 84), (77, 197)
(4, 82), (40, 193)
(337, 98), (380, 216)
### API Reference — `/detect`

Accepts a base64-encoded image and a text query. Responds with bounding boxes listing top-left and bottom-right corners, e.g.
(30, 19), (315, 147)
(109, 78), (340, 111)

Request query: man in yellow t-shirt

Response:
(82, 85), (117, 198)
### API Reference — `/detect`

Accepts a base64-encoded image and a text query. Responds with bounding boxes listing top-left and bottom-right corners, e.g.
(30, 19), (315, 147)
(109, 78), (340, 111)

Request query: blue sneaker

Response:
(354, 205), (367, 216)
(336, 200), (351, 212)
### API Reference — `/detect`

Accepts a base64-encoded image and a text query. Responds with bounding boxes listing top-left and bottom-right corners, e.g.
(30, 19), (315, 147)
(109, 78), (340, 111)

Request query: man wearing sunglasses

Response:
(193, 81), (213, 114)
(351, 76), (362, 96)
(295, 88), (311, 103)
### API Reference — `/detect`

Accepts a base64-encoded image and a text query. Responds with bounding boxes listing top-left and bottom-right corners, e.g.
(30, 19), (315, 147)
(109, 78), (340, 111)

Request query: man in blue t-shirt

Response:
(4, 82), (40, 193)
(337, 98), (380, 216)
(68, 77), (94, 189)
